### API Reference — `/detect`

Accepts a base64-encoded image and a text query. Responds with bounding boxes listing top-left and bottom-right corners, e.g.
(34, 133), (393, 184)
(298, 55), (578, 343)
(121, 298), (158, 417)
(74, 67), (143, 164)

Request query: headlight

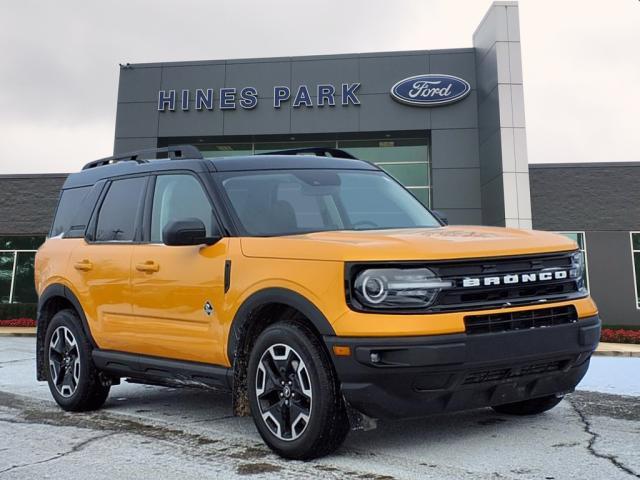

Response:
(352, 267), (453, 309)
(569, 251), (587, 292)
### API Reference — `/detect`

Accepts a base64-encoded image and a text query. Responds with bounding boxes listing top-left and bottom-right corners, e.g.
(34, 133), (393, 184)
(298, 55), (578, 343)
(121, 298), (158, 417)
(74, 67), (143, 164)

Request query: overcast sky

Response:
(0, 0), (638, 174)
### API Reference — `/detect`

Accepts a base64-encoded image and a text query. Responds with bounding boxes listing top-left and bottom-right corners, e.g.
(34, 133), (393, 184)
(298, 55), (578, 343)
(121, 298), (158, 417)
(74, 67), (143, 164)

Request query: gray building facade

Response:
(113, 1), (530, 228)
(531, 163), (640, 328)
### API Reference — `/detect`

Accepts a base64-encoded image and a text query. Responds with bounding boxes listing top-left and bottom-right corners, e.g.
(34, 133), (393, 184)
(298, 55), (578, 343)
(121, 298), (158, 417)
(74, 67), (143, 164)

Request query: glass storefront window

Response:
(631, 232), (640, 309)
(0, 236), (44, 250)
(338, 138), (428, 163)
(179, 135), (432, 207)
(0, 253), (14, 303)
(12, 252), (37, 303)
(199, 143), (253, 158)
(557, 232), (588, 290)
(254, 141), (336, 154)
(0, 236), (44, 304)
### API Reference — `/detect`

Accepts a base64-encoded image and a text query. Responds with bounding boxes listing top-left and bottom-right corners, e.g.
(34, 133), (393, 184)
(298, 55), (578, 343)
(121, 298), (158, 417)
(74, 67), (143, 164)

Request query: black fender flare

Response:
(36, 283), (95, 380)
(226, 287), (336, 364)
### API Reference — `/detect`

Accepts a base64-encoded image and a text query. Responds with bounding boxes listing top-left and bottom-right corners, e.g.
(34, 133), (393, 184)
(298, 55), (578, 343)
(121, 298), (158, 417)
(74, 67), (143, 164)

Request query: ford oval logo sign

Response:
(390, 74), (471, 107)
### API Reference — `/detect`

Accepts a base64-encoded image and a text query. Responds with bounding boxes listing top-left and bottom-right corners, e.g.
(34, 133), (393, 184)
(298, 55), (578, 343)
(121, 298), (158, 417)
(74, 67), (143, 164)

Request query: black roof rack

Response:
(82, 145), (203, 170)
(257, 147), (357, 159)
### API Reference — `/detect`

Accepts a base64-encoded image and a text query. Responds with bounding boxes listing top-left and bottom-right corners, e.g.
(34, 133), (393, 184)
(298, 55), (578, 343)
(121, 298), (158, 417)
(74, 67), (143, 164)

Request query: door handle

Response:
(73, 260), (93, 271)
(136, 261), (160, 273)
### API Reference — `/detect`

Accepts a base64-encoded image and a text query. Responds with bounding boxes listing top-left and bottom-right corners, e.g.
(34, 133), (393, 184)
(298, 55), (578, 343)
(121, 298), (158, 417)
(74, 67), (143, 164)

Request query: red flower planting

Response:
(0, 318), (36, 328)
(601, 328), (640, 344)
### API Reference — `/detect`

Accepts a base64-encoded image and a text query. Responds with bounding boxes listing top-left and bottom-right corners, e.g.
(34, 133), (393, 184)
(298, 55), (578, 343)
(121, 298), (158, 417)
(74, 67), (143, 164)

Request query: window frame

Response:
(556, 231), (590, 292)
(143, 171), (223, 245)
(86, 174), (150, 245)
(630, 232), (640, 310)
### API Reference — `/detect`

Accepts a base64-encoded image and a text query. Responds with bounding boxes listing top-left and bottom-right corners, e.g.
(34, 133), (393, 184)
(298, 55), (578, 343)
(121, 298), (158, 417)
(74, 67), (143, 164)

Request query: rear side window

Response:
(95, 177), (146, 242)
(50, 187), (90, 237)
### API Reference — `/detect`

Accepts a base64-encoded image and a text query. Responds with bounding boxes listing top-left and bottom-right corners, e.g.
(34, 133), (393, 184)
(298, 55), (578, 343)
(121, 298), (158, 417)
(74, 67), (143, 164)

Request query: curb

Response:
(593, 350), (640, 358)
(0, 328), (36, 337)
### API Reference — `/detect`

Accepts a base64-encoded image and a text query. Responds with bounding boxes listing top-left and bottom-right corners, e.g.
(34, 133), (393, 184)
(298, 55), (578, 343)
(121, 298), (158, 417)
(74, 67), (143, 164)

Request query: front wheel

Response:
(248, 321), (349, 460)
(492, 394), (564, 415)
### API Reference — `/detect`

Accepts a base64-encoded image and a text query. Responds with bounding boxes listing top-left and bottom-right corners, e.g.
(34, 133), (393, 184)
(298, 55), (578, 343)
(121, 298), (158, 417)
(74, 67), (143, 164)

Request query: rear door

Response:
(67, 176), (147, 350)
(130, 172), (228, 365)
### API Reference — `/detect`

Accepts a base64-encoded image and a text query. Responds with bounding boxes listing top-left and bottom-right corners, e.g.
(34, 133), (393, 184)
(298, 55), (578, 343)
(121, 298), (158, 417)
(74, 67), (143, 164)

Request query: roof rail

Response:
(257, 147), (357, 159)
(82, 145), (203, 170)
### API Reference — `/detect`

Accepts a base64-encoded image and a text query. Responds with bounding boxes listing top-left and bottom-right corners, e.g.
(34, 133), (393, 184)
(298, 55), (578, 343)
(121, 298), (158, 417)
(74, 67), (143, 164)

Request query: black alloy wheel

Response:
(255, 343), (313, 441)
(49, 325), (81, 398)
(248, 321), (349, 459)
(44, 309), (111, 411)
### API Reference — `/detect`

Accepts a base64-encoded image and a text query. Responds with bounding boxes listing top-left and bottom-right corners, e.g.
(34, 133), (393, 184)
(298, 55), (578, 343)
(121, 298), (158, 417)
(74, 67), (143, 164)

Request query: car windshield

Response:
(218, 169), (440, 236)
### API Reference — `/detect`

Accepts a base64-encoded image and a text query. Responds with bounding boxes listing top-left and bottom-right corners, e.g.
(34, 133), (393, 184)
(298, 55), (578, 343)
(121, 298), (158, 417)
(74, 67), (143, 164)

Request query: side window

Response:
(95, 177), (146, 242)
(151, 174), (215, 243)
(50, 187), (90, 237)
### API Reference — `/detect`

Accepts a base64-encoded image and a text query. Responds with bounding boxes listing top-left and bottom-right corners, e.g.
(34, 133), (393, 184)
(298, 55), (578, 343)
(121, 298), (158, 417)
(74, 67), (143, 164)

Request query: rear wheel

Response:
(45, 309), (110, 411)
(492, 394), (564, 415)
(248, 321), (349, 460)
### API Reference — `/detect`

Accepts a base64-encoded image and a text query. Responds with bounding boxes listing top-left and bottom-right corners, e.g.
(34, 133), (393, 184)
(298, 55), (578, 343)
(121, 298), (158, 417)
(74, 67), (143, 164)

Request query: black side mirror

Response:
(162, 218), (221, 246)
(433, 210), (449, 226)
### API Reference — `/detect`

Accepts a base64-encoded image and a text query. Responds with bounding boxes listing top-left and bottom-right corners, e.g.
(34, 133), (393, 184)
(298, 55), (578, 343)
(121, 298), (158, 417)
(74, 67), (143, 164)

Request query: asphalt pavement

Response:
(1, 337), (638, 479)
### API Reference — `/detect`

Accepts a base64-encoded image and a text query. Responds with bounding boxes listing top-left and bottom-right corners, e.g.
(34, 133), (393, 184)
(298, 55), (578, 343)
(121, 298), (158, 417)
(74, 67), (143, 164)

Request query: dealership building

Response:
(0, 1), (638, 328)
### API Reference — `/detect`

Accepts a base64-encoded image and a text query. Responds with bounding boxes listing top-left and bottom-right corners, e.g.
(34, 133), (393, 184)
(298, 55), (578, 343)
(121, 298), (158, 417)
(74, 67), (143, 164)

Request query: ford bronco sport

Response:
(35, 145), (600, 459)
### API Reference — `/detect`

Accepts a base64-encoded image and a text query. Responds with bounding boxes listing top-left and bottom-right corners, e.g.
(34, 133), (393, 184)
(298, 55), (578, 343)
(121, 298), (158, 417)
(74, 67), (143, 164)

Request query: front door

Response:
(131, 173), (228, 365)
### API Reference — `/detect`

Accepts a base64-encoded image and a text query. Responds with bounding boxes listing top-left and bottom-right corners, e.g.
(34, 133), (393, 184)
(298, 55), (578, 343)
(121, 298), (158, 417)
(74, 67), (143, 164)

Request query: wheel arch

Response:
(36, 283), (94, 381)
(227, 287), (335, 416)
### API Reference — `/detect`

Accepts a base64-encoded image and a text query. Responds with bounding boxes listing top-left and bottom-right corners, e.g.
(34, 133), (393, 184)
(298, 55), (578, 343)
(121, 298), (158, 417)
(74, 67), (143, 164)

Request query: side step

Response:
(93, 349), (232, 391)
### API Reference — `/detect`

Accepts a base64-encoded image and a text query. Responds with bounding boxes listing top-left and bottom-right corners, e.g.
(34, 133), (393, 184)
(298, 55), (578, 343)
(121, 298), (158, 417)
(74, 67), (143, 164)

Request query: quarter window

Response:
(50, 187), (91, 237)
(95, 177), (146, 242)
(151, 174), (215, 243)
(631, 232), (640, 309)
(557, 232), (589, 291)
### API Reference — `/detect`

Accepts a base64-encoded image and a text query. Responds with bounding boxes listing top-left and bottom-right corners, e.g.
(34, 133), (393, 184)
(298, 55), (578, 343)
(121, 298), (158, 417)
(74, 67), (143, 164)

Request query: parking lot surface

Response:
(1, 337), (638, 479)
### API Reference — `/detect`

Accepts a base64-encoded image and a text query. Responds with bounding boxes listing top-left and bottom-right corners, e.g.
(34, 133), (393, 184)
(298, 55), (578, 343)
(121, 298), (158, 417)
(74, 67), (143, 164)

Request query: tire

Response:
(492, 394), (564, 415)
(44, 309), (110, 411)
(248, 321), (349, 460)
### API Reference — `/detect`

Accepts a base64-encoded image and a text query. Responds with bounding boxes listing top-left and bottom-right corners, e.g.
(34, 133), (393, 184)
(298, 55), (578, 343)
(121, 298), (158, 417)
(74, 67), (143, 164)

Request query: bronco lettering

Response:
(462, 270), (570, 288)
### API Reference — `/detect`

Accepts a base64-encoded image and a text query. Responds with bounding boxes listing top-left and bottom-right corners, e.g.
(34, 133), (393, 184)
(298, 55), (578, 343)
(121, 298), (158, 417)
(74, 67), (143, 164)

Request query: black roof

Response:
(63, 154), (377, 189)
(209, 155), (376, 172)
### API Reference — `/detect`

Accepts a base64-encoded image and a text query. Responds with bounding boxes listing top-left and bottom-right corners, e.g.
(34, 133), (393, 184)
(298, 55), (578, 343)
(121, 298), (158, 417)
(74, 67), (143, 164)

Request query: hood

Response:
(240, 226), (577, 262)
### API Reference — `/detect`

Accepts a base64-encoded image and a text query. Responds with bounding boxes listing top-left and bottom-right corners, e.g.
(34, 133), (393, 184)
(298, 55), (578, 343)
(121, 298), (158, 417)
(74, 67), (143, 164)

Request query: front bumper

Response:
(324, 315), (600, 419)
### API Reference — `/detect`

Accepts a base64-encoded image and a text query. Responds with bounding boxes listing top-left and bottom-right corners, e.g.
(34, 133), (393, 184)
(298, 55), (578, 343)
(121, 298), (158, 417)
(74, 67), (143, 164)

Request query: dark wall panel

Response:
(586, 231), (640, 327)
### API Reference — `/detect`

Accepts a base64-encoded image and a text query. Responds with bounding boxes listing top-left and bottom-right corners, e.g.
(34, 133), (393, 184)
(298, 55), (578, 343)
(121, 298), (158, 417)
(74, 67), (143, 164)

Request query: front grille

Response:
(462, 359), (567, 385)
(464, 305), (578, 335)
(428, 252), (582, 311)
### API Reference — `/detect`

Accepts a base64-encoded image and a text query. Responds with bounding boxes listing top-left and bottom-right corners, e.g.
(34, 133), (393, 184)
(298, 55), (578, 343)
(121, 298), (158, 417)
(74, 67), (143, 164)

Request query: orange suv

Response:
(35, 145), (600, 459)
